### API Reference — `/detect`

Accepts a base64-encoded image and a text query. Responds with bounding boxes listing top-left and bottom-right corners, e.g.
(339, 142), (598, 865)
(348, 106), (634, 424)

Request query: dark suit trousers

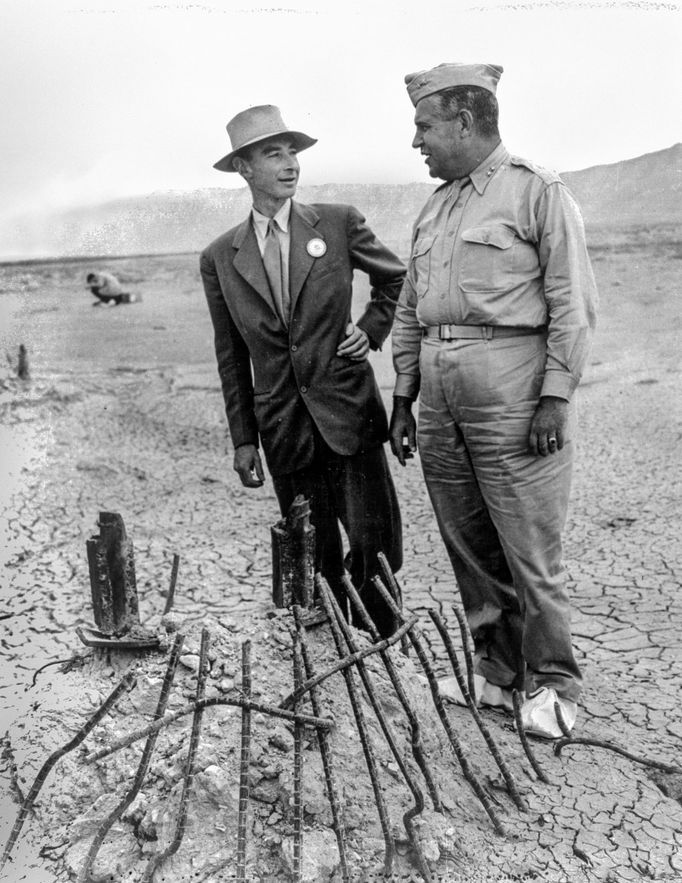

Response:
(272, 433), (403, 638)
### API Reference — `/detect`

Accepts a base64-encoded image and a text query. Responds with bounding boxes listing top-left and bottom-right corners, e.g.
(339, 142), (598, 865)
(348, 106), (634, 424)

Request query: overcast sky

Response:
(1, 0), (680, 221)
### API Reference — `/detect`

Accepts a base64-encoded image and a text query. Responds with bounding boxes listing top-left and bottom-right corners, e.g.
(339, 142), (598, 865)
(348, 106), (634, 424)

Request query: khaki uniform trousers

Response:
(418, 334), (582, 701)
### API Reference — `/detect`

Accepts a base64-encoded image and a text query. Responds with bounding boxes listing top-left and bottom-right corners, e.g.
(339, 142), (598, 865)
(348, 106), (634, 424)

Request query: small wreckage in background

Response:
(1, 507), (680, 883)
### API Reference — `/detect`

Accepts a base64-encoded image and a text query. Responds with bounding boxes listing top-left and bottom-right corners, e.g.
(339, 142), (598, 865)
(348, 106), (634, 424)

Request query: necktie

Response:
(263, 219), (289, 326)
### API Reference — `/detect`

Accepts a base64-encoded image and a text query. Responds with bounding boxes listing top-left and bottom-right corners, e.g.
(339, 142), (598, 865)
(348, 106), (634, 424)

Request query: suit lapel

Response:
(289, 202), (320, 312)
(232, 217), (278, 314)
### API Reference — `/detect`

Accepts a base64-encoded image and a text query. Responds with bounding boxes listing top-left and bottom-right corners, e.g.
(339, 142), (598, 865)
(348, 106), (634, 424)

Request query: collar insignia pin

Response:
(306, 238), (327, 258)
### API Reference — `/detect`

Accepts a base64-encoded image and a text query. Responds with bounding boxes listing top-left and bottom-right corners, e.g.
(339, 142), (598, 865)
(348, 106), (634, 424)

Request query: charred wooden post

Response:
(86, 512), (140, 636)
(271, 495), (315, 609)
(17, 345), (30, 380)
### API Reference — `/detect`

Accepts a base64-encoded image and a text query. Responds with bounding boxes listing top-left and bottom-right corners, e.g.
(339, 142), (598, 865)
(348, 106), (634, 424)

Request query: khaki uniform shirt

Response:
(392, 142), (598, 401)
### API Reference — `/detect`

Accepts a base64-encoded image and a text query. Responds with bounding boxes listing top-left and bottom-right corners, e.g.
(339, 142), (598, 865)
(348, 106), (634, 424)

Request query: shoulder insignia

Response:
(509, 155), (563, 186)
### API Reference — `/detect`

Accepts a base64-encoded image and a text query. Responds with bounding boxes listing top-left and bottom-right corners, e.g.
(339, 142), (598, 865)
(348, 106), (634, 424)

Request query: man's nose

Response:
(412, 130), (422, 149)
(286, 155), (300, 172)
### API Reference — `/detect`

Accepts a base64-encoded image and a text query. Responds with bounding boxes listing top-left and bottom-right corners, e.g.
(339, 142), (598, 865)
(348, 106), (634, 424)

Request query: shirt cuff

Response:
(540, 370), (576, 401)
(393, 373), (420, 400)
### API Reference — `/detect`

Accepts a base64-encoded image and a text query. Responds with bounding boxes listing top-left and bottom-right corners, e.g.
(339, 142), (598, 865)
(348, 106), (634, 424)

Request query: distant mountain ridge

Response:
(2, 144), (680, 260)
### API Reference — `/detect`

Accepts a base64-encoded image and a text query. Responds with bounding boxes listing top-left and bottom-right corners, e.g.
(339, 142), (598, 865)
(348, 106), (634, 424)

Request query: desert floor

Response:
(0, 223), (681, 882)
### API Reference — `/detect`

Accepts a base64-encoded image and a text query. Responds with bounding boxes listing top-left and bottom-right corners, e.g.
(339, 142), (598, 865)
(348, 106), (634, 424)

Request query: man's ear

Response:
(457, 108), (475, 138)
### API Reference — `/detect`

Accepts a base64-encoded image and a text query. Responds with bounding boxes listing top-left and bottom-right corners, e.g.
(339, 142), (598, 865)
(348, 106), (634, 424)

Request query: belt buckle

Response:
(481, 326), (494, 340)
(438, 325), (452, 340)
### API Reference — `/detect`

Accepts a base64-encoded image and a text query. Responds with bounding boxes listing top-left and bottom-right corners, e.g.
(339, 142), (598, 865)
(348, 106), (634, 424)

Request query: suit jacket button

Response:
(301, 385), (308, 393)
(291, 344), (298, 351)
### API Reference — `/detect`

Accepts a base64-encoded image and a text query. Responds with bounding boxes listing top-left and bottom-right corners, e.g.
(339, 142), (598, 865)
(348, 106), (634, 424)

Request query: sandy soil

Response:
(0, 223), (681, 882)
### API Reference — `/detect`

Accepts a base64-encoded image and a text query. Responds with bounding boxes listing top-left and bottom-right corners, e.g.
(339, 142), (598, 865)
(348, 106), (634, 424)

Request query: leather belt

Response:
(423, 324), (545, 340)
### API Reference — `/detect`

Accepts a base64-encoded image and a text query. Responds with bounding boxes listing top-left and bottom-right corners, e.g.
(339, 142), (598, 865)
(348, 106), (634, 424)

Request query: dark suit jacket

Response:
(200, 201), (406, 476)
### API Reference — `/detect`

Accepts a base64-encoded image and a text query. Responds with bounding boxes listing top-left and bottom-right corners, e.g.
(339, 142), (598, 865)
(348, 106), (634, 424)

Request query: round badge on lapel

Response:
(306, 238), (327, 258)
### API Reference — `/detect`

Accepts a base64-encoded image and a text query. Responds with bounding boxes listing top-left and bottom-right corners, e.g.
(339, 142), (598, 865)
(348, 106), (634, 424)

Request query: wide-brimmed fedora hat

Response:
(213, 105), (317, 172)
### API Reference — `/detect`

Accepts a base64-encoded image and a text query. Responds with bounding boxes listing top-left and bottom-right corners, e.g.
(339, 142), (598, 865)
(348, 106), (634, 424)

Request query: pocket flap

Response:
(461, 226), (515, 249)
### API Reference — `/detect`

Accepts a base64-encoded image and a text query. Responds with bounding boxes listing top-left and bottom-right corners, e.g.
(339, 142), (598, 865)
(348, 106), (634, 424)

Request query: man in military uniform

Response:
(390, 64), (598, 737)
(201, 105), (405, 637)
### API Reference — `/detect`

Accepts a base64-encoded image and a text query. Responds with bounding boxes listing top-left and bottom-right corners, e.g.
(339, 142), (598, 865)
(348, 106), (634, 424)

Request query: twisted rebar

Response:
(554, 701), (572, 738)
(279, 615), (418, 711)
(341, 573), (442, 814)
(292, 635), (304, 883)
(325, 581), (432, 882)
(371, 577), (506, 837)
(450, 604), (478, 705)
(236, 640), (252, 882)
(80, 634), (185, 882)
(163, 553), (181, 615)
(377, 552), (410, 656)
(317, 576), (395, 875)
(512, 689), (550, 784)
(553, 736), (682, 773)
(293, 606), (351, 883)
(0, 671), (136, 874)
(141, 629), (211, 882)
(86, 696), (332, 764)
(429, 609), (526, 811)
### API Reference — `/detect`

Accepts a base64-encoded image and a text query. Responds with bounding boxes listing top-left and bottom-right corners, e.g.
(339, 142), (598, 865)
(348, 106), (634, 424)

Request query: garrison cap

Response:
(405, 63), (503, 106)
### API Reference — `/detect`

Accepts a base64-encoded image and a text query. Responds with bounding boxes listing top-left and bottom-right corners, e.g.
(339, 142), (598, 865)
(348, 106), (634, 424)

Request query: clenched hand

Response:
(234, 443), (265, 487)
(529, 396), (568, 457)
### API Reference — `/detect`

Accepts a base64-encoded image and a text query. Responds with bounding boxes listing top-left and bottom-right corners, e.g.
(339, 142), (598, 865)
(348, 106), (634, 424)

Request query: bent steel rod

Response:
(554, 701), (572, 738)
(371, 577), (506, 837)
(341, 573), (441, 813)
(163, 553), (181, 615)
(317, 576), (395, 876)
(429, 609), (526, 811)
(86, 696), (332, 764)
(279, 615), (418, 711)
(141, 629), (211, 882)
(293, 606), (351, 883)
(292, 635), (304, 883)
(377, 552), (410, 657)
(236, 640), (252, 882)
(0, 671), (136, 874)
(553, 736), (682, 774)
(326, 580), (432, 883)
(81, 633), (185, 883)
(450, 604), (478, 706)
(512, 689), (550, 784)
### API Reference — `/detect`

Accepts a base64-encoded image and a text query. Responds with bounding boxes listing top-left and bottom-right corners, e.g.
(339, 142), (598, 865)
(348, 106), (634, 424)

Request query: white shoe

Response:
(440, 674), (516, 712)
(521, 687), (577, 739)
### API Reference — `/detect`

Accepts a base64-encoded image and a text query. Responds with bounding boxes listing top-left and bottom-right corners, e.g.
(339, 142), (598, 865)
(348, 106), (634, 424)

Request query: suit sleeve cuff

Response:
(540, 370), (575, 401)
(357, 322), (381, 351)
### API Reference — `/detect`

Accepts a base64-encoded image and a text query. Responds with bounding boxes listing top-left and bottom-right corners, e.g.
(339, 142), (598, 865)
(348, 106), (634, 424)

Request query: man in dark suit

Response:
(200, 105), (406, 636)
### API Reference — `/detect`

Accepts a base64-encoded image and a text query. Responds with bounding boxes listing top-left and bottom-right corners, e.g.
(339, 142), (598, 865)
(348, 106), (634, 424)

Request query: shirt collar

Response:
(251, 199), (292, 236)
(468, 142), (509, 195)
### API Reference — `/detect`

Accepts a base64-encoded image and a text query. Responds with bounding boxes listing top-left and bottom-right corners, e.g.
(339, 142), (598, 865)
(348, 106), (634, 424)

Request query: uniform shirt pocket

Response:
(459, 225), (516, 293)
(410, 235), (436, 299)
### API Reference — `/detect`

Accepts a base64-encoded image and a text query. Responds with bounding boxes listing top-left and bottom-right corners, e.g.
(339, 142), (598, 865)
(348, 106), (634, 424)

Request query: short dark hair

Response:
(233, 134), (298, 169)
(233, 144), (256, 166)
(435, 86), (499, 139)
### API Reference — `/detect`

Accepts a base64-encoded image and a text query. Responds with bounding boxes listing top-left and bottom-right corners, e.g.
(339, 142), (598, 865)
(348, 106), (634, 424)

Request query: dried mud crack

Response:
(1, 247), (681, 881)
